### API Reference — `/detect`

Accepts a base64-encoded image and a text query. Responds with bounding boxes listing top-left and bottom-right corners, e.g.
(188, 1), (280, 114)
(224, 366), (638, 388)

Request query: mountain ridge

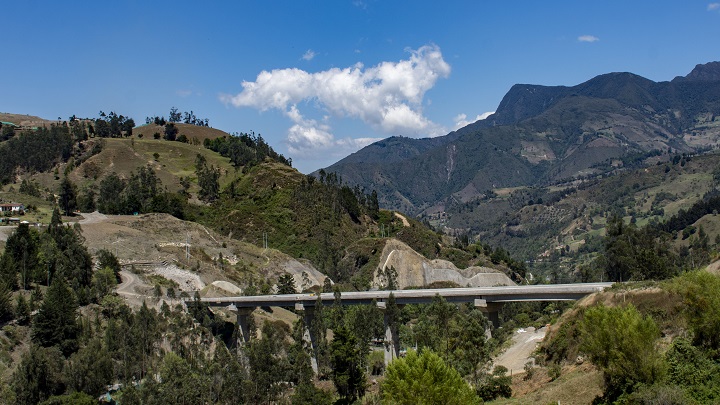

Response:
(320, 61), (720, 216)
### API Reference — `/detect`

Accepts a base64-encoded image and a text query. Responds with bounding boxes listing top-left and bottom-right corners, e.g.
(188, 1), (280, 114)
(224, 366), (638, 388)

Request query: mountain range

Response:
(321, 62), (720, 217)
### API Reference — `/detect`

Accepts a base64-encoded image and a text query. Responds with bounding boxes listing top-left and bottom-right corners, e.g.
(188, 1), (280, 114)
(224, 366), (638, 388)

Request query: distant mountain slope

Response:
(321, 62), (720, 215)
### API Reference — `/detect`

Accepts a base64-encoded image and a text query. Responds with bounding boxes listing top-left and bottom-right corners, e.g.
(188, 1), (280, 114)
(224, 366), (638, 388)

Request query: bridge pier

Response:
(475, 299), (502, 338)
(296, 303), (319, 374)
(377, 301), (401, 366)
(236, 307), (255, 344)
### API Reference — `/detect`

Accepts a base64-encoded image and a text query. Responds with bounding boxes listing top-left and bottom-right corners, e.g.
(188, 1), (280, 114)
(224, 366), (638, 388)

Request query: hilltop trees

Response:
(94, 111), (134, 138)
(146, 107), (209, 127)
(204, 132), (291, 168)
(0, 124), (73, 185)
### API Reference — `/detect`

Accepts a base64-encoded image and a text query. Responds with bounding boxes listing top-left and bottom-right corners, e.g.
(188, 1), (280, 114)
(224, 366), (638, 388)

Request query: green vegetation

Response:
(0, 125), (74, 184)
(540, 271), (720, 403)
(579, 304), (666, 401)
(204, 131), (292, 168)
(382, 349), (481, 405)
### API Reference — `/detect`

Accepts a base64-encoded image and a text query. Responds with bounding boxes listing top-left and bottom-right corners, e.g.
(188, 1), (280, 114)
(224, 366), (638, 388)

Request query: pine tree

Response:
(32, 277), (80, 356)
(58, 176), (77, 215)
(15, 293), (29, 324)
(12, 345), (65, 405)
(330, 324), (366, 402)
(383, 349), (480, 405)
(0, 281), (12, 322)
(277, 273), (297, 294)
(0, 253), (16, 289)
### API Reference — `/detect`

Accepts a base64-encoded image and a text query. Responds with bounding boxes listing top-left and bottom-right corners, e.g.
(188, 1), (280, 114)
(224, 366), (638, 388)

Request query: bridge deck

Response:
(201, 282), (614, 308)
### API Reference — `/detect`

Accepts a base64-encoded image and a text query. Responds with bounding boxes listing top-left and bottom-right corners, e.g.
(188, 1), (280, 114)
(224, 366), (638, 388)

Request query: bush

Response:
(579, 304), (666, 401)
(477, 365), (512, 401)
(548, 364), (561, 381)
(382, 349), (480, 405)
(523, 361), (535, 381)
(666, 271), (720, 350)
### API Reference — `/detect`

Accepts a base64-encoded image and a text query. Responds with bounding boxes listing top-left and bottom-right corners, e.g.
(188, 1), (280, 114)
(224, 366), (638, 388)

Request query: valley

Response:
(2, 62), (720, 404)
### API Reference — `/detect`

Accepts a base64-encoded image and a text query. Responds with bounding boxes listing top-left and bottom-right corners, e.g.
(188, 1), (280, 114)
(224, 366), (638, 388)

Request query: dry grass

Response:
(133, 123), (229, 143)
(491, 363), (603, 405)
(69, 137), (237, 193)
(0, 112), (56, 127)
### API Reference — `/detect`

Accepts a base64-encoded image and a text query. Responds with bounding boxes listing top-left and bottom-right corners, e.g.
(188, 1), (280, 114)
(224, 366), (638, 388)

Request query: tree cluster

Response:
(91, 111), (135, 138)
(92, 166), (187, 218)
(0, 125), (73, 184)
(600, 215), (679, 282)
(145, 107), (209, 127)
(573, 271), (720, 403)
(195, 154), (220, 203)
(204, 132), (291, 168)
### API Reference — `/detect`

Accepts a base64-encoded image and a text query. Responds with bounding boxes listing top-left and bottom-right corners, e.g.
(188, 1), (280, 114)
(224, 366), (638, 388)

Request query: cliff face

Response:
(372, 239), (515, 289)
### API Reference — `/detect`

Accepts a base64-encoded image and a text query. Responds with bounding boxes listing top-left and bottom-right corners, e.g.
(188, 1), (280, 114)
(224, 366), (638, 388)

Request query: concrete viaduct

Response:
(202, 282), (613, 371)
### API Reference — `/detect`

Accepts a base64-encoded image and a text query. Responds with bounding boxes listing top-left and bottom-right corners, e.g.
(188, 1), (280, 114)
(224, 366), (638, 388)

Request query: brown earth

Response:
(492, 363), (603, 405)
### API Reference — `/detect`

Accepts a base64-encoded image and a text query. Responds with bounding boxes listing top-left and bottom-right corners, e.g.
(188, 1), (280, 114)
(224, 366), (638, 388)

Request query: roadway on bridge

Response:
(201, 282), (614, 308)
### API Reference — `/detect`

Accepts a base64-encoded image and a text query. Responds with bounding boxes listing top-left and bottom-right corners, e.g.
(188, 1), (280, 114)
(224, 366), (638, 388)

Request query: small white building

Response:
(0, 203), (24, 213)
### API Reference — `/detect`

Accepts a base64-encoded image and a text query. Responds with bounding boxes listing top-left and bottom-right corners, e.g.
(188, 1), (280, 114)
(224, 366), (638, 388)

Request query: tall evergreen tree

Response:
(58, 176), (77, 215)
(32, 277), (80, 356)
(330, 324), (366, 402)
(0, 281), (12, 322)
(12, 345), (65, 405)
(277, 273), (297, 294)
(5, 223), (40, 289)
(0, 253), (16, 289)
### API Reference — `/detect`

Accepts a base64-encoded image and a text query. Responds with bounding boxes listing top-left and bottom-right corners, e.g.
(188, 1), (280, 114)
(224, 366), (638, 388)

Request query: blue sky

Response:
(2, 1), (720, 173)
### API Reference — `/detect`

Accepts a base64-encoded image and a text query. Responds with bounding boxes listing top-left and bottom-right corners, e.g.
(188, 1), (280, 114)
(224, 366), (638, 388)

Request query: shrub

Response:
(382, 349), (480, 405)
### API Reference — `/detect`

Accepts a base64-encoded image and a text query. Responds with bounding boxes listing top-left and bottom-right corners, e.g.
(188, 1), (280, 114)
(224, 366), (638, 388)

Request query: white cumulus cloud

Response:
(709, 3), (720, 11)
(578, 35), (599, 43)
(453, 111), (494, 130)
(221, 44), (451, 156)
(302, 49), (316, 61)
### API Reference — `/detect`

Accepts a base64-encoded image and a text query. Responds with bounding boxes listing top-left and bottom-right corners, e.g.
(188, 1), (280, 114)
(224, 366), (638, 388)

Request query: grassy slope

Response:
(68, 137), (236, 194)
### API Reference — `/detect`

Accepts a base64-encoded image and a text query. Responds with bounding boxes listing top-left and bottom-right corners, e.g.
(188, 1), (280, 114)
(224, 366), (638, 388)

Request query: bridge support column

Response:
(475, 299), (503, 337)
(236, 307), (255, 344)
(377, 302), (401, 366)
(296, 303), (319, 374)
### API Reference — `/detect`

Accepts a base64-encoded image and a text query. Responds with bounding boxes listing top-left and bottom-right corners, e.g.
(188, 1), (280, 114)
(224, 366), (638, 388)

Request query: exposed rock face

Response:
(373, 239), (515, 289)
(281, 258), (329, 291)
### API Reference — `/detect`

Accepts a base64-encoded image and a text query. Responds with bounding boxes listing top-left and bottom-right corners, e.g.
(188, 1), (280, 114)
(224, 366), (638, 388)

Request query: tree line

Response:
(145, 107), (210, 127)
(204, 131), (292, 169)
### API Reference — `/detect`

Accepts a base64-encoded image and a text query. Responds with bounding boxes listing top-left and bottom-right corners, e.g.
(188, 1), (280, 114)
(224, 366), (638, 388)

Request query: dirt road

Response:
(494, 326), (547, 374)
(117, 270), (146, 298)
